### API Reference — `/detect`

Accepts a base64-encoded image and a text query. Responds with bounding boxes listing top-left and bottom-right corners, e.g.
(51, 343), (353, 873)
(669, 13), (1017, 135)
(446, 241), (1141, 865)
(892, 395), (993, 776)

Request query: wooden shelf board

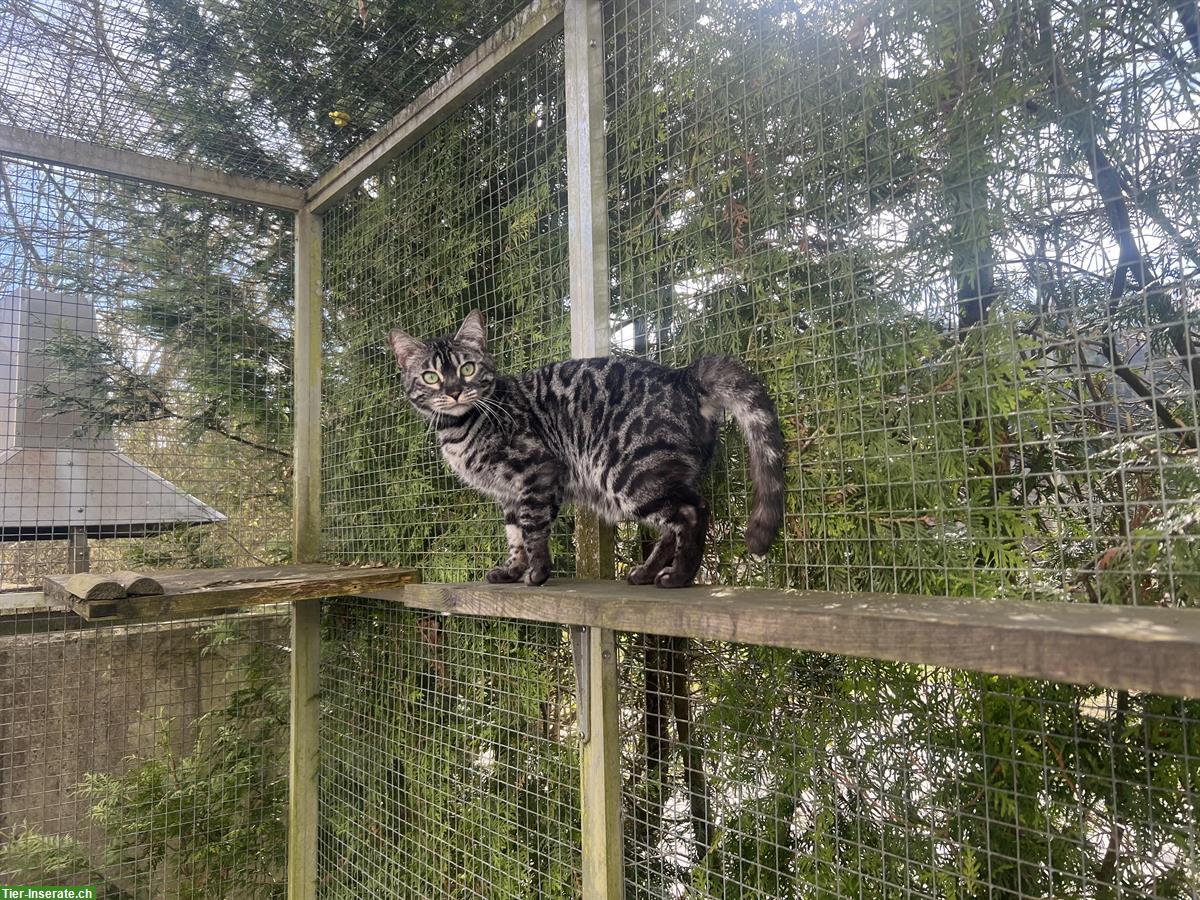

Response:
(44, 564), (419, 622)
(362, 580), (1200, 697)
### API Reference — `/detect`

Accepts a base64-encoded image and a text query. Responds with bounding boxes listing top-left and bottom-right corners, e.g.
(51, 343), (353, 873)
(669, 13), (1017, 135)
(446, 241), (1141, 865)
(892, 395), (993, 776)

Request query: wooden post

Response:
(288, 206), (322, 900)
(292, 207), (323, 565)
(67, 526), (90, 574)
(565, 0), (624, 895)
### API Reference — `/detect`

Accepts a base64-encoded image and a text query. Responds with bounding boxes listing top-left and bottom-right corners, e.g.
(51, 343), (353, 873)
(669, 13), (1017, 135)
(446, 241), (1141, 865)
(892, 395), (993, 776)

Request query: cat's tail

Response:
(691, 355), (786, 555)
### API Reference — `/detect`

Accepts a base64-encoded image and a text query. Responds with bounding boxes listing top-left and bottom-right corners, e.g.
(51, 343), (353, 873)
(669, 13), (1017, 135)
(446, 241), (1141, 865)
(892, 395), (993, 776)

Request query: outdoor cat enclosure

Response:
(1, 0), (1199, 897)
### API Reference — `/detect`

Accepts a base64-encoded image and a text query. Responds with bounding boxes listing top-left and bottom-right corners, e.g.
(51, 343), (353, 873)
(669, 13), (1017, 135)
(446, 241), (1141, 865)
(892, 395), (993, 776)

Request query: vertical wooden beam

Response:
(288, 207), (322, 900)
(578, 625), (624, 897)
(292, 207), (323, 564)
(565, 0), (614, 581)
(565, 0), (624, 896)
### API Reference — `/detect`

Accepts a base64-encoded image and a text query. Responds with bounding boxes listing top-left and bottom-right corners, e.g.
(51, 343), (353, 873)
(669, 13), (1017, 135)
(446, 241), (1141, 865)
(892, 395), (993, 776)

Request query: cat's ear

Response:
(389, 328), (425, 368)
(455, 309), (487, 352)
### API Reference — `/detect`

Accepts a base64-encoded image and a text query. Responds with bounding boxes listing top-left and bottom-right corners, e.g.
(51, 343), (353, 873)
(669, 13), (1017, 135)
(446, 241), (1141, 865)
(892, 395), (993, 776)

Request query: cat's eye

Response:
(421, 371), (440, 385)
(459, 362), (477, 378)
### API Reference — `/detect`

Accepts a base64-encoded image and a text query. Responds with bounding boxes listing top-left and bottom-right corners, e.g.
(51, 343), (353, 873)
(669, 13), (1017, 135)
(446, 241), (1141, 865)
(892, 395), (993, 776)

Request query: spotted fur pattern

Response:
(389, 310), (785, 587)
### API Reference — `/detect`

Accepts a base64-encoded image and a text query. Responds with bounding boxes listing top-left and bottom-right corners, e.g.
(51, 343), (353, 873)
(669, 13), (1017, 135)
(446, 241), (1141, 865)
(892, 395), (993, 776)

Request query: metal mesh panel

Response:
(0, 604), (290, 897)
(0, 159), (293, 588)
(0, 0), (535, 183)
(318, 598), (582, 898)
(320, 36), (574, 581)
(602, 0), (1200, 603)
(619, 634), (1200, 898)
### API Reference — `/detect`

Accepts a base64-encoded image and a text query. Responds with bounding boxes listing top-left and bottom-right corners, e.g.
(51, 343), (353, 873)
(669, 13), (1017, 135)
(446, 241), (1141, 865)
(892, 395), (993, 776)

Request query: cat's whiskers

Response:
(475, 403), (500, 429)
(475, 394), (514, 424)
(475, 395), (509, 430)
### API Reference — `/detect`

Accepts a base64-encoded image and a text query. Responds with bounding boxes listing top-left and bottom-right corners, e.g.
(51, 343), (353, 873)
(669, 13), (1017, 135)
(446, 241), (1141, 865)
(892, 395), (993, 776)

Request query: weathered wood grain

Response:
(288, 598), (321, 900)
(46, 564), (418, 621)
(293, 207), (322, 564)
(0, 125), (305, 211)
(0, 591), (47, 616)
(370, 580), (1200, 697)
(110, 571), (165, 596)
(62, 574), (126, 601)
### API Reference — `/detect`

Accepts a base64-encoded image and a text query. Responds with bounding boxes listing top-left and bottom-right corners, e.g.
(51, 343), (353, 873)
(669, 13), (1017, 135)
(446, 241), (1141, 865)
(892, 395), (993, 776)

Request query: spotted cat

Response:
(389, 310), (784, 587)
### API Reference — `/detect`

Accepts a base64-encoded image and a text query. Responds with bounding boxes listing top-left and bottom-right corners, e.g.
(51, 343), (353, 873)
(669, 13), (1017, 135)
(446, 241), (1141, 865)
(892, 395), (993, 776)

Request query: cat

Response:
(389, 310), (785, 588)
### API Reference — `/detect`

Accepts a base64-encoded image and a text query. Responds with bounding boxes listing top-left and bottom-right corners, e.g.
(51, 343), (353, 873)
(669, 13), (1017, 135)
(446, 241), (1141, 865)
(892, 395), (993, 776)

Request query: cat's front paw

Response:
(487, 565), (525, 584)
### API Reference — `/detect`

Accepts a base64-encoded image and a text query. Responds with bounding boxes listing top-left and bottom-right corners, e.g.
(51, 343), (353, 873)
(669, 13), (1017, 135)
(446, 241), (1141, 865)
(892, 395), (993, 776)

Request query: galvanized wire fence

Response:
(2, 0), (1200, 896)
(604, 0), (1200, 603)
(318, 597), (581, 899)
(321, 36), (575, 581)
(0, 606), (290, 898)
(312, 0), (1200, 894)
(0, 161), (293, 588)
(620, 634), (1200, 898)
(0, 0), (536, 182)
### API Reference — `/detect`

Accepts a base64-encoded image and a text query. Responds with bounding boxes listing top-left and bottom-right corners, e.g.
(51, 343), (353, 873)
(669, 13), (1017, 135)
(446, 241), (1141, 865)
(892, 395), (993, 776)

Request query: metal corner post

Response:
(565, 0), (624, 896)
(288, 205), (322, 900)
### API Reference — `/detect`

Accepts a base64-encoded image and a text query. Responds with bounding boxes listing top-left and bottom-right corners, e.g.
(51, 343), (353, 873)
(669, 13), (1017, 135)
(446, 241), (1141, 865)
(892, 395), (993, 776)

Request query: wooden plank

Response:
(305, 0), (565, 214)
(111, 571), (165, 596)
(44, 565), (418, 621)
(0, 125), (305, 211)
(57, 572), (165, 601)
(288, 598), (321, 900)
(0, 591), (47, 616)
(62, 574), (126, 601)
(293, 207), (323, 563)
(370, 580), (1200, 698)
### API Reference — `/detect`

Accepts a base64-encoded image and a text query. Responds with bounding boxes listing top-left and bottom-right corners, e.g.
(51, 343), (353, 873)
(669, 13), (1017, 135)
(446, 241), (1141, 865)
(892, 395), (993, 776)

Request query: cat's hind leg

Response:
(486, 510), (528, 583)
(628, 531), (676, 585)
(636, 485), (709, 588)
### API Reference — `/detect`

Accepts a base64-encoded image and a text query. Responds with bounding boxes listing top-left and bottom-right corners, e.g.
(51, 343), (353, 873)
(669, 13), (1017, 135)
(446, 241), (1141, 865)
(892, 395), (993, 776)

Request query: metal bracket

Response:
(570, 624), (590, 743)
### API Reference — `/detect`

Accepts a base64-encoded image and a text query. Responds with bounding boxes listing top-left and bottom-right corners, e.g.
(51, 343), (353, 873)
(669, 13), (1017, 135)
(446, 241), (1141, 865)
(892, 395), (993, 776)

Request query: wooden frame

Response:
(0, 125), (305, 211)
(375, 580), (1200, 698)
(10, 0), (1200, 896)
(288, 206), (324, 900)
(563, 1), (624, 894)
(42, 564), (416, 621)
(303, 0), (566, 214)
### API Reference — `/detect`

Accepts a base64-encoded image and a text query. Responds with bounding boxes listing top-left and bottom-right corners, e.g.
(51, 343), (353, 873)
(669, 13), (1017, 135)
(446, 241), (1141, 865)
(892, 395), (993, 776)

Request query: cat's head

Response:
(388, 310), (497, 418)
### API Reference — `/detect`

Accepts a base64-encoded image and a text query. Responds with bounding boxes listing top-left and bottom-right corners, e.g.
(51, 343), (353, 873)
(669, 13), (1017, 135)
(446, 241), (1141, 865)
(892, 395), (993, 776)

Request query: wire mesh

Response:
(0, 604), (290, 898)
(0, 158), (293, 588)
(619, 634), (1200, 898)
(320, 35), (573, 581)
(603, 0), (1200, 603)
(318, 598), (581, 899)
(0, 0), (538, 184)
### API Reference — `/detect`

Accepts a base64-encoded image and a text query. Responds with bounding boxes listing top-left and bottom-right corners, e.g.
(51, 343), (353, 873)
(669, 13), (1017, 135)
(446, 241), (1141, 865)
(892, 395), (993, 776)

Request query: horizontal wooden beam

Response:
(368, 580), (1200, 698)
(305, 0), (565, 214)
(0, 126), (306, 211)
(0, 591), (47, 616)
(45, 564), (418, 622)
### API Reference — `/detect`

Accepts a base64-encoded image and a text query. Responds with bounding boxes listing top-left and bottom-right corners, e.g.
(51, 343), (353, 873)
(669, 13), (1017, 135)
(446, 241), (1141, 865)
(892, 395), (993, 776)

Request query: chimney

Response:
(0, 289), (226, 542)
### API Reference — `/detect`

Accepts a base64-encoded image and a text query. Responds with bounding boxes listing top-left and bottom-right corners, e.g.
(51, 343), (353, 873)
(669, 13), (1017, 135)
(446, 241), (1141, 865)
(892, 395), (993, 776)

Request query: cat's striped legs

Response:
(517, 498), (559, 586)
(486, 510), (528, 583)
(627, 531), (676, 585)
(634, 485), (709, 588)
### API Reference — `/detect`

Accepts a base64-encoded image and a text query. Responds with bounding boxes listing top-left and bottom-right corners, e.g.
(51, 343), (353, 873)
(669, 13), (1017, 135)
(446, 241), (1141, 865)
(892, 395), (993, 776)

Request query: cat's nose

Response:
(446, 389), (461, 401)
